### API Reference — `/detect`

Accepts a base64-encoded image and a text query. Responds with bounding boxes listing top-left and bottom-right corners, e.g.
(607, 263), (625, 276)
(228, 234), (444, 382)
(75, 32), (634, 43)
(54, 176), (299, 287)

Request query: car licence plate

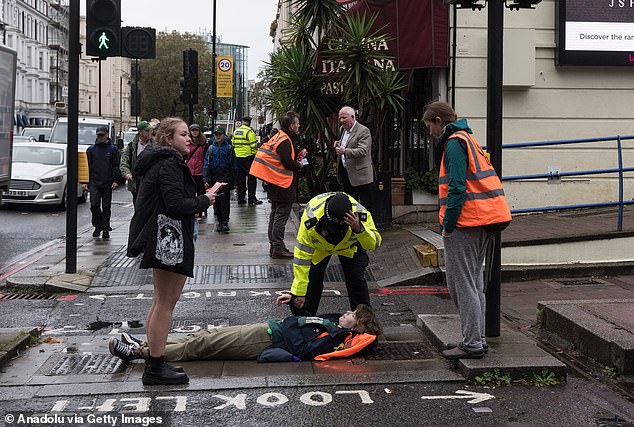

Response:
(7, 190), (28, 196)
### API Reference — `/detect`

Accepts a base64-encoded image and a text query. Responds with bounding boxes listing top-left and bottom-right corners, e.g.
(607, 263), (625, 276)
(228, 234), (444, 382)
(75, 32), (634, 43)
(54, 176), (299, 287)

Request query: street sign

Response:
(216, 55), (233, 98)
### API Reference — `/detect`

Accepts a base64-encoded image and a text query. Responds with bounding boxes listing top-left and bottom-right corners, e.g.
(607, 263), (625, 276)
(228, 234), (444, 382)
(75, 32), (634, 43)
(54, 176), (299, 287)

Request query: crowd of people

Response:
(87, 102), (510, 386)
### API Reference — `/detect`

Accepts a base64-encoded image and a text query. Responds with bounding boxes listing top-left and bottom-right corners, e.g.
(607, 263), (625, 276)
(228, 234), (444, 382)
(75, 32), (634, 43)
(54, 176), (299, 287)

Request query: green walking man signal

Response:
(98, 31), (110, 50)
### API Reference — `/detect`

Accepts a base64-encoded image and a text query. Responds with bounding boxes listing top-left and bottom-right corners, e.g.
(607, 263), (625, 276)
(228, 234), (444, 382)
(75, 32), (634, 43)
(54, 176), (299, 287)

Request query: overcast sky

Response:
(81, 0), (279, 80)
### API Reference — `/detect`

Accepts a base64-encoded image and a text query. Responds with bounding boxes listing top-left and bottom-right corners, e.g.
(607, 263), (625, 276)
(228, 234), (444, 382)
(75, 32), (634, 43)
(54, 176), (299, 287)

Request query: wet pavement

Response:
(1, 189), (634, 425)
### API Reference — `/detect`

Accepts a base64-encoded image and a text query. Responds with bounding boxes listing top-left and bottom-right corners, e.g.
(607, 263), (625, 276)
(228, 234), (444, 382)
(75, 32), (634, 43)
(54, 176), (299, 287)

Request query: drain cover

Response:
(555, 279), (602, 286)
(364, 342), (434, 360)
(94, 263), (375, 287)
(47, 354), (125, 375)
(0, 293), (57, 300)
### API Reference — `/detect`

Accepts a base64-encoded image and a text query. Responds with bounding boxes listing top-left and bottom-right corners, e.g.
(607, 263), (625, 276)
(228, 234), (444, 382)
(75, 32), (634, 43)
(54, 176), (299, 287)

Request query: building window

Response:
(88, 68), (93, 85)
(27, 79), (33, 102)
(39, 51), (44, 70)
(39, 82), (45, 103)
(27, 46), (32, 67)
(7, 35), (14, 49)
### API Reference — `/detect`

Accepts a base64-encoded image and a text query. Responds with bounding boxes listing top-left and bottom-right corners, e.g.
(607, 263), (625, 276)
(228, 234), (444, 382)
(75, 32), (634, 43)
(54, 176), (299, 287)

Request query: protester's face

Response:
(339, 310), (357, 329)
(170, 122), (191, 156)
(96, 133), (108, 143)
(214, 132), (224, 143)
(339, 110), (354, 131)
(424, 119), (443, 138)
(289, 117), (300, 135)
(190, 129), (200, 139)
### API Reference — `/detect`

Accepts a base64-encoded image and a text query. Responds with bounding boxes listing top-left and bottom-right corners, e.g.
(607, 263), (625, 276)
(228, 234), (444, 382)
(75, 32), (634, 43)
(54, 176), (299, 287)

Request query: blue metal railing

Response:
(493, 135), (634, 231)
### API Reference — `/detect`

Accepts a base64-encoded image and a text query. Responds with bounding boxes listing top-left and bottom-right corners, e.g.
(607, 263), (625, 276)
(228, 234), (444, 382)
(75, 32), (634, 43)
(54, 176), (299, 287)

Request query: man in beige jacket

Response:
(334, 106), (374, 212)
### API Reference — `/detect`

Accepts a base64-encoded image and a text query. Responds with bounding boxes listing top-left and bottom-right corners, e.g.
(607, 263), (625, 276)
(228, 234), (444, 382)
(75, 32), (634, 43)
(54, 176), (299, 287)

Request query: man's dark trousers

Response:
(338, 160), (374, 216)
(290, 248), (371, 317)
(236, 155), (256, 202)
(90, 184), (113, 231)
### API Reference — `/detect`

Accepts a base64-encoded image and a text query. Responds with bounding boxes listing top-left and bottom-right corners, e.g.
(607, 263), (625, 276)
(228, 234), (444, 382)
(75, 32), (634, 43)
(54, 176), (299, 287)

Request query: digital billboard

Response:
(557, 0), (634, 65)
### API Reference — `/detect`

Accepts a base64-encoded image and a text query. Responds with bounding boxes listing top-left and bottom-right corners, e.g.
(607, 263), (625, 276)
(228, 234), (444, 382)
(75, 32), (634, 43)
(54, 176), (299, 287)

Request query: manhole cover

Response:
(364, 342), (434, 360)
(47, 354), (125, 375)
(555, 279), (602, 286)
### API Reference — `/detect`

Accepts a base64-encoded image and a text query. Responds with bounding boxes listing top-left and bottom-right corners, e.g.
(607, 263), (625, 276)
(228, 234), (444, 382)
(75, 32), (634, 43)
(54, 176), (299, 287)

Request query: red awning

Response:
(345, 0), (448, 69)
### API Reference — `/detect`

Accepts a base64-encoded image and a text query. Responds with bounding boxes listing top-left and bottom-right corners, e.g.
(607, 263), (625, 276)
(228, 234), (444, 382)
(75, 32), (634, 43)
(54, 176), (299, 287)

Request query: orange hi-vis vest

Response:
(249, 130), (295, 188)
(313, 332), (377, 361)
(439, 130), (512, 228)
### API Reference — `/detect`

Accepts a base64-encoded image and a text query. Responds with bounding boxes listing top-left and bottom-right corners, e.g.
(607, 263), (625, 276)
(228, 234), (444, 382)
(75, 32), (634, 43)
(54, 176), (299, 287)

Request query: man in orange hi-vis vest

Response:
(250, 111), (306, 259)
(423, 101), (511, 361)
(108, 304), (382, 363)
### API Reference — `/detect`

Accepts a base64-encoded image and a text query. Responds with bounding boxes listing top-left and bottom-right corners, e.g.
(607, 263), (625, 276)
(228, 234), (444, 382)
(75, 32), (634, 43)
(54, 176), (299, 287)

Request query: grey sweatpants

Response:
(443, 227), (491, 352)
(141, 324), (272, 362)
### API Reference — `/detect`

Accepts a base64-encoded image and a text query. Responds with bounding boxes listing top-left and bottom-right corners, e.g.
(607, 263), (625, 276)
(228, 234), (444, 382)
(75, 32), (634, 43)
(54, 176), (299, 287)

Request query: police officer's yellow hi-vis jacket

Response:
(231, 124), (258, 158)
(290, 193), (382, 297)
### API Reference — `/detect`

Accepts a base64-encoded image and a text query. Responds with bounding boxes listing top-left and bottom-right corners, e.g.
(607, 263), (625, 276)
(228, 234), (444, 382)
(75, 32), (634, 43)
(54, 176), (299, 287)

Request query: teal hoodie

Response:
(438, 119), (473, 233)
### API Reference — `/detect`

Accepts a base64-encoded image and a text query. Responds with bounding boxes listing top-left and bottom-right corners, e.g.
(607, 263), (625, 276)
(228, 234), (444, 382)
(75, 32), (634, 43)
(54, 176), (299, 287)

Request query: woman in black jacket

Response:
(126, 117), (224, 385)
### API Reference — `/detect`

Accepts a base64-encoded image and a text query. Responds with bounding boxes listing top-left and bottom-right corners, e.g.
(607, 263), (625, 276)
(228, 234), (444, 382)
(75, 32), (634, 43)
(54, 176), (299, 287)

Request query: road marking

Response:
(420, 390), (495, 404)
(0, 239), (64, 281)
(372, 287), (449, 296)
(86, 290), (342, 301)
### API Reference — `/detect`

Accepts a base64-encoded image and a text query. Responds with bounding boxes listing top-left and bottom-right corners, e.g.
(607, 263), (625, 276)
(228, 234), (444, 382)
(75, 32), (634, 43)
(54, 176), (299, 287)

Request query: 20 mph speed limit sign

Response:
(218, 58), (232, 72)
(216, 56), (233, 98)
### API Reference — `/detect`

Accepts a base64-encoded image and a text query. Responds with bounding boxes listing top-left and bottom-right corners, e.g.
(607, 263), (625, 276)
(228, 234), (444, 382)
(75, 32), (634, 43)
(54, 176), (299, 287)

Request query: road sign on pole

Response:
(216, 56), (233, 98)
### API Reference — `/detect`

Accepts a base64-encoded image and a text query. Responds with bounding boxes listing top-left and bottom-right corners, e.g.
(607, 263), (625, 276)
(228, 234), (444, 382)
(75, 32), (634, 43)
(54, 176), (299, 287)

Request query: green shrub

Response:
(404, 167), (438, 195)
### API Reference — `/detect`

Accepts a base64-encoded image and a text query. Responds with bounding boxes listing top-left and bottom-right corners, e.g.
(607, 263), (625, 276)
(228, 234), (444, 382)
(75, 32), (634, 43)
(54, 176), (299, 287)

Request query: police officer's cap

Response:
(242, 116), (252, 123)
(325, 193), (352, 225)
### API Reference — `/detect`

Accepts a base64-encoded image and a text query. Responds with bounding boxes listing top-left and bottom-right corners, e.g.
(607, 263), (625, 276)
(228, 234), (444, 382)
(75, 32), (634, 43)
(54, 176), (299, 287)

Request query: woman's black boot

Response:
(142, 356), (189, 385)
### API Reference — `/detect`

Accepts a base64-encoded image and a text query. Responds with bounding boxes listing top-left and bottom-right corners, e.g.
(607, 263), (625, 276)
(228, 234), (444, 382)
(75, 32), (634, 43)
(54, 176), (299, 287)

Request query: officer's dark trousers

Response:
(290, 248), (371, 317)
(89, 184), (113, 231)
(236, 156), (256, 202)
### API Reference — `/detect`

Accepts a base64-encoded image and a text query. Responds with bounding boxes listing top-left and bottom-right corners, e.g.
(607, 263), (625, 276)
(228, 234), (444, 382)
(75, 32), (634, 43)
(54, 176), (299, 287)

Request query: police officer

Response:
(276, 192), (382, 316)
(232, 116), (262, 205)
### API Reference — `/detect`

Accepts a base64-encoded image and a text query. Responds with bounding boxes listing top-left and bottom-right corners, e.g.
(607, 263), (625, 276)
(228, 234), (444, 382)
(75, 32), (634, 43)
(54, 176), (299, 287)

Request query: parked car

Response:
(1, 142), (87, 209)
(21, 127), (52, 142)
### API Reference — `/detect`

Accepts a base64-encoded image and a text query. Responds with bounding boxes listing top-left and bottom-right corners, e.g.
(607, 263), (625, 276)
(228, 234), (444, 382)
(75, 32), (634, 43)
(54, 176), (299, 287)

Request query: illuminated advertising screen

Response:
(557, 0), (634, 65)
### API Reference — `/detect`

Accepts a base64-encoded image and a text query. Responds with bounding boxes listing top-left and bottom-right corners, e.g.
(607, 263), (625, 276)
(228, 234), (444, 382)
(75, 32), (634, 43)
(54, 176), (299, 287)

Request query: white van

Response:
(49, 117), (117, 183)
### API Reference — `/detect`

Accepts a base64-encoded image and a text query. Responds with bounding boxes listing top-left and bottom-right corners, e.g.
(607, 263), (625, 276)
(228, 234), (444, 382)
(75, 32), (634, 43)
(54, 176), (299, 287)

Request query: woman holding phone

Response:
(126, 117), (226, 385)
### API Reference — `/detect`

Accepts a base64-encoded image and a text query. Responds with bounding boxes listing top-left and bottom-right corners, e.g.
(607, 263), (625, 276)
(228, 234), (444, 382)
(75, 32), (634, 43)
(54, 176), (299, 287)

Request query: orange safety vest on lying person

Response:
(313, 332), (377, 361)
(249, 130), (295, 188)
(438, 130), (512, 228)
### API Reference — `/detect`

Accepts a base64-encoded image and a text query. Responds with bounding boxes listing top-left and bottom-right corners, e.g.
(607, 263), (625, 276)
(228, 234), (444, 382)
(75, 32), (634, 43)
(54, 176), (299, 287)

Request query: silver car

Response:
(2, 142), (87, 209)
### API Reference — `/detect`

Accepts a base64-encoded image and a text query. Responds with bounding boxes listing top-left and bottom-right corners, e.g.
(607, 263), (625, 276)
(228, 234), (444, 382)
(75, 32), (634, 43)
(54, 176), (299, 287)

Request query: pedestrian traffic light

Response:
(179, 77), (191, 105)
(121, 27), (156, 59)
(86, 0), (121, 57)
(180, 49), (198, 105)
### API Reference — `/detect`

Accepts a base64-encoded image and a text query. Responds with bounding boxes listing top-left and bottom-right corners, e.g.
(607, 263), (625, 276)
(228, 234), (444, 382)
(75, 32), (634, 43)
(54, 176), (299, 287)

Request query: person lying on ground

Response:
(109, 304), (382, 364)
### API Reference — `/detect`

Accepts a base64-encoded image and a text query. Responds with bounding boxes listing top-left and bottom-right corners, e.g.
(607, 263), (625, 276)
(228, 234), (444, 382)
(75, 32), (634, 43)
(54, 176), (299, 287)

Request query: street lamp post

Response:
(446, 0), (542, 337)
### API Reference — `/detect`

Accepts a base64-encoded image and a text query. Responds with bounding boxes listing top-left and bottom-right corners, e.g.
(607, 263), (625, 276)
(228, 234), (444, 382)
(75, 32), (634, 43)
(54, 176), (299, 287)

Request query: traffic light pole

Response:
(66, 0), (79, 274)
(485, 0), (504, 338)
(134, 59), (139, 126)
(98, 59), (102, 117)
(211, 0), (217, 130)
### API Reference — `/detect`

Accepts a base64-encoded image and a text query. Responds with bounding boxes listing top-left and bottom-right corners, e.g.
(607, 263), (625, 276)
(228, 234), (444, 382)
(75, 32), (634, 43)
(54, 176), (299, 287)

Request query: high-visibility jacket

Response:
(314, 332), (377, 361)
(232, 124), (258, 158)
(439, 130), (512, 228)
(249, 130), (295, 188)
(291, 192), (382, 297)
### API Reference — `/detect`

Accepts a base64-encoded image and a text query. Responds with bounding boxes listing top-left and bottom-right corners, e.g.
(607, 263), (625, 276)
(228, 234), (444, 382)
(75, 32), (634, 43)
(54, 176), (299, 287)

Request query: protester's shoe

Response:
(237, 199), (247, 205)
(270, 248), (294, 259)
(441, 345), (485, 360)
(248, 198), (263, 205)
(216, 223), (224, 233)
(446, 342), (488, 354)
(120, 332), (144, 348)
(221, 222), (230, 232)
(109, 337), (140, 363)
(102, 230), (110, 239)
(142, 356), (189, 385)
(92, 228), (101, 237)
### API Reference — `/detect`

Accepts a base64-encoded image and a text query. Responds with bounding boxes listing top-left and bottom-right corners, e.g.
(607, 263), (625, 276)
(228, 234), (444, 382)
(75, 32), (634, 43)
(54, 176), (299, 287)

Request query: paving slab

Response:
(538, 299), (634, 374)
(0, 327), (39, 367)
(416, 314), (567, 381)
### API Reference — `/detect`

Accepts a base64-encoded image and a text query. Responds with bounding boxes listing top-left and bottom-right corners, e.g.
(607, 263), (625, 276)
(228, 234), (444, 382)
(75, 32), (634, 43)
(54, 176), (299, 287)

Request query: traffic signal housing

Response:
(180, 49), (198, 105)
(121, 27), (156, 59)
(86, 0), (121, 57)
